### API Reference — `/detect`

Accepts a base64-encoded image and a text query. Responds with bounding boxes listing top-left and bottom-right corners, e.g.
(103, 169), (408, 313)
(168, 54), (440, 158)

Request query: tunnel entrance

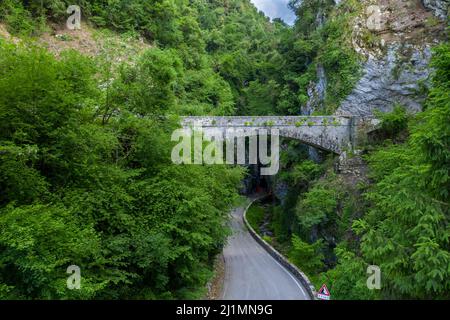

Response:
(240, 139), (328, 197)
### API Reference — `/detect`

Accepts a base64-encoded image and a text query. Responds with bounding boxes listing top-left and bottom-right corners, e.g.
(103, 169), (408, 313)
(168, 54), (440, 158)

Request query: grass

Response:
(233, 195), (248, 208)
(246, 202), (265, 232)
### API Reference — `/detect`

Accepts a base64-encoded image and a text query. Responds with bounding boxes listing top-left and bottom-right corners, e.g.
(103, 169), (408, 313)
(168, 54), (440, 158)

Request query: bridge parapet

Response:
(182, 116), (351, 128)
(181, 116), (379, 155)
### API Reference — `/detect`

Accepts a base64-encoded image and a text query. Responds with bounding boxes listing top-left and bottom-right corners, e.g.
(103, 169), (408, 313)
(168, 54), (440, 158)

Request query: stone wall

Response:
(182, 116), (350, 128)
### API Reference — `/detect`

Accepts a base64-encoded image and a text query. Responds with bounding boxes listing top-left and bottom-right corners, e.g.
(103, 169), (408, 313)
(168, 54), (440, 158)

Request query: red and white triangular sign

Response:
(317, 284), (331, 300)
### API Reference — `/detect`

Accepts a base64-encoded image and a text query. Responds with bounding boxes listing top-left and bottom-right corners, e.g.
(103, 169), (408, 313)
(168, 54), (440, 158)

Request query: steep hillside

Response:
(273, 0), (447, 117)
(262, 0), (449, 300)
(0, 0), (286, 116)
(337, 0), (447, 116)
(0, 0), (448, 301)
(0, 0), (280, 299)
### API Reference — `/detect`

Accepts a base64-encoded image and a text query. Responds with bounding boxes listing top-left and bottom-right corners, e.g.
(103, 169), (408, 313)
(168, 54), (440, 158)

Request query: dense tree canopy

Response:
(0, 1), (255, 299)
(0, 0), (448, 300)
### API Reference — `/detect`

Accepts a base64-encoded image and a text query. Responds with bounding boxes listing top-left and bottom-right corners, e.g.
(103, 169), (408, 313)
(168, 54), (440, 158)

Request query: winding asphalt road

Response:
(221, 204), (310, 300)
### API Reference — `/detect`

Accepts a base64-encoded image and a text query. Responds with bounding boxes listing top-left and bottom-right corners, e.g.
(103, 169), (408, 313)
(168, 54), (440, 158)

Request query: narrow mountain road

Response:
(221, 204), (310, 300)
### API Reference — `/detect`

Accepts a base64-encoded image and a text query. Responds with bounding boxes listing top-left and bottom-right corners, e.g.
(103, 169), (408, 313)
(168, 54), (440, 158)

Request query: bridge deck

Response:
(180, 116), (379, 155)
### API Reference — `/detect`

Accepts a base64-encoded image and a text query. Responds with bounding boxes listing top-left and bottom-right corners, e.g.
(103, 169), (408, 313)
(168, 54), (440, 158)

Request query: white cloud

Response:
(250, 0), (296, 25)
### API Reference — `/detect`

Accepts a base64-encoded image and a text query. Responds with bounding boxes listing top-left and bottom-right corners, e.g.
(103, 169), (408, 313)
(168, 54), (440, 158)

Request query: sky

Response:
(250, 0), (296, 25)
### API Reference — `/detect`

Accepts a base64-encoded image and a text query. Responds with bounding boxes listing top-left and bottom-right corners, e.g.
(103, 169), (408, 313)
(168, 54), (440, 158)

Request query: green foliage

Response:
(318, 5), (362, 113)
(262, 235), (272, 244)
(358, 144), (449, 298)
(412, 43), (450, 200)
(180, 68), (235, 116)
(353, 43), (450, 299)
(0, 0), (285, 117)
(0, 0), (40, 36)
(306, 44), (449, 300)
(0, 144), (48, 205)
(276, 0), (362, 115)
(0, 204), (107, 299)
(246, 203), (266, 232)
(243, 80), (279, 116)
(114, 48), (183, 116)
(289, 235), (324, 276)
(1, 0), (448, 302)
(376, 104), (409, 138)
(296, 181), (341, 233)
(316, 245), (378, 300)
(0, 43), (96, 143)
(0, 37), (244, 299)
(271, 9), (448, 299)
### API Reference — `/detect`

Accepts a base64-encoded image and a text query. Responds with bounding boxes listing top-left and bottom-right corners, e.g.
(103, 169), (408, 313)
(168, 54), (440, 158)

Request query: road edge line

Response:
(243, 196), (317, 300)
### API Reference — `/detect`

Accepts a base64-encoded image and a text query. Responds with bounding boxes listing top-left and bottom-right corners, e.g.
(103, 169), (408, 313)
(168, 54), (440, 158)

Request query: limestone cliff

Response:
(335, 0), (447, 116)
(422, 0), (449, 19)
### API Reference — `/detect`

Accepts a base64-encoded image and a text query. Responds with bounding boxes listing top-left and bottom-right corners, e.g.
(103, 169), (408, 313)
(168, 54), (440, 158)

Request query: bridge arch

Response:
(181, 116), (361, 154)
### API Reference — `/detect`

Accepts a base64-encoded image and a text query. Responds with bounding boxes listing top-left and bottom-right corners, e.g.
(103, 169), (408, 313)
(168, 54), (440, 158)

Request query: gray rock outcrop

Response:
(336, 44), (432, 116)
(422, 0), (449, 19)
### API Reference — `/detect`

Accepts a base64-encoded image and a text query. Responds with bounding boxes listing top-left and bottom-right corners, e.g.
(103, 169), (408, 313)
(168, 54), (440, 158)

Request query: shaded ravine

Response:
(221, 203), (310, 300)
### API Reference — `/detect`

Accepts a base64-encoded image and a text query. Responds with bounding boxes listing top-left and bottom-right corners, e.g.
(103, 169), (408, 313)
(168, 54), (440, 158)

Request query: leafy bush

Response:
(0, 204), (106, 299)
(289, 235), (324, 276)
(316, 245), (377, 300)
(0, 38), (244, 299)
(290, 160), (322, 187)
(0, 0), (37, 36)
(246, 203), (265, 232)
(354, 43), (450, 299)
(376, 104), (409, 138)
(296, 182), (341, 233)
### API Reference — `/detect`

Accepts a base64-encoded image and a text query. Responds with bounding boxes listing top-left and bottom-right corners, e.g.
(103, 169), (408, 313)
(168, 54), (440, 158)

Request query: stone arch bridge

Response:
(181, 116), (380, 155)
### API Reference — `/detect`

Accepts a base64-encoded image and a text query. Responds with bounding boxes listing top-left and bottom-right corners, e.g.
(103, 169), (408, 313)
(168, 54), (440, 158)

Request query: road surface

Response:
(221, 204), (310, 300)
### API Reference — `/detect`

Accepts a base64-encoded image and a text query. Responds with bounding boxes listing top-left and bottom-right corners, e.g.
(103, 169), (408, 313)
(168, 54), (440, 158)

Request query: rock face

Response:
(422, 0), (449, 19)
(273, 179), (289, 205)
(302, 64), (327, 116)
(336, 0), (446, 116)
(302, 64), (327, 162)
(336, 44), (432, 116)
